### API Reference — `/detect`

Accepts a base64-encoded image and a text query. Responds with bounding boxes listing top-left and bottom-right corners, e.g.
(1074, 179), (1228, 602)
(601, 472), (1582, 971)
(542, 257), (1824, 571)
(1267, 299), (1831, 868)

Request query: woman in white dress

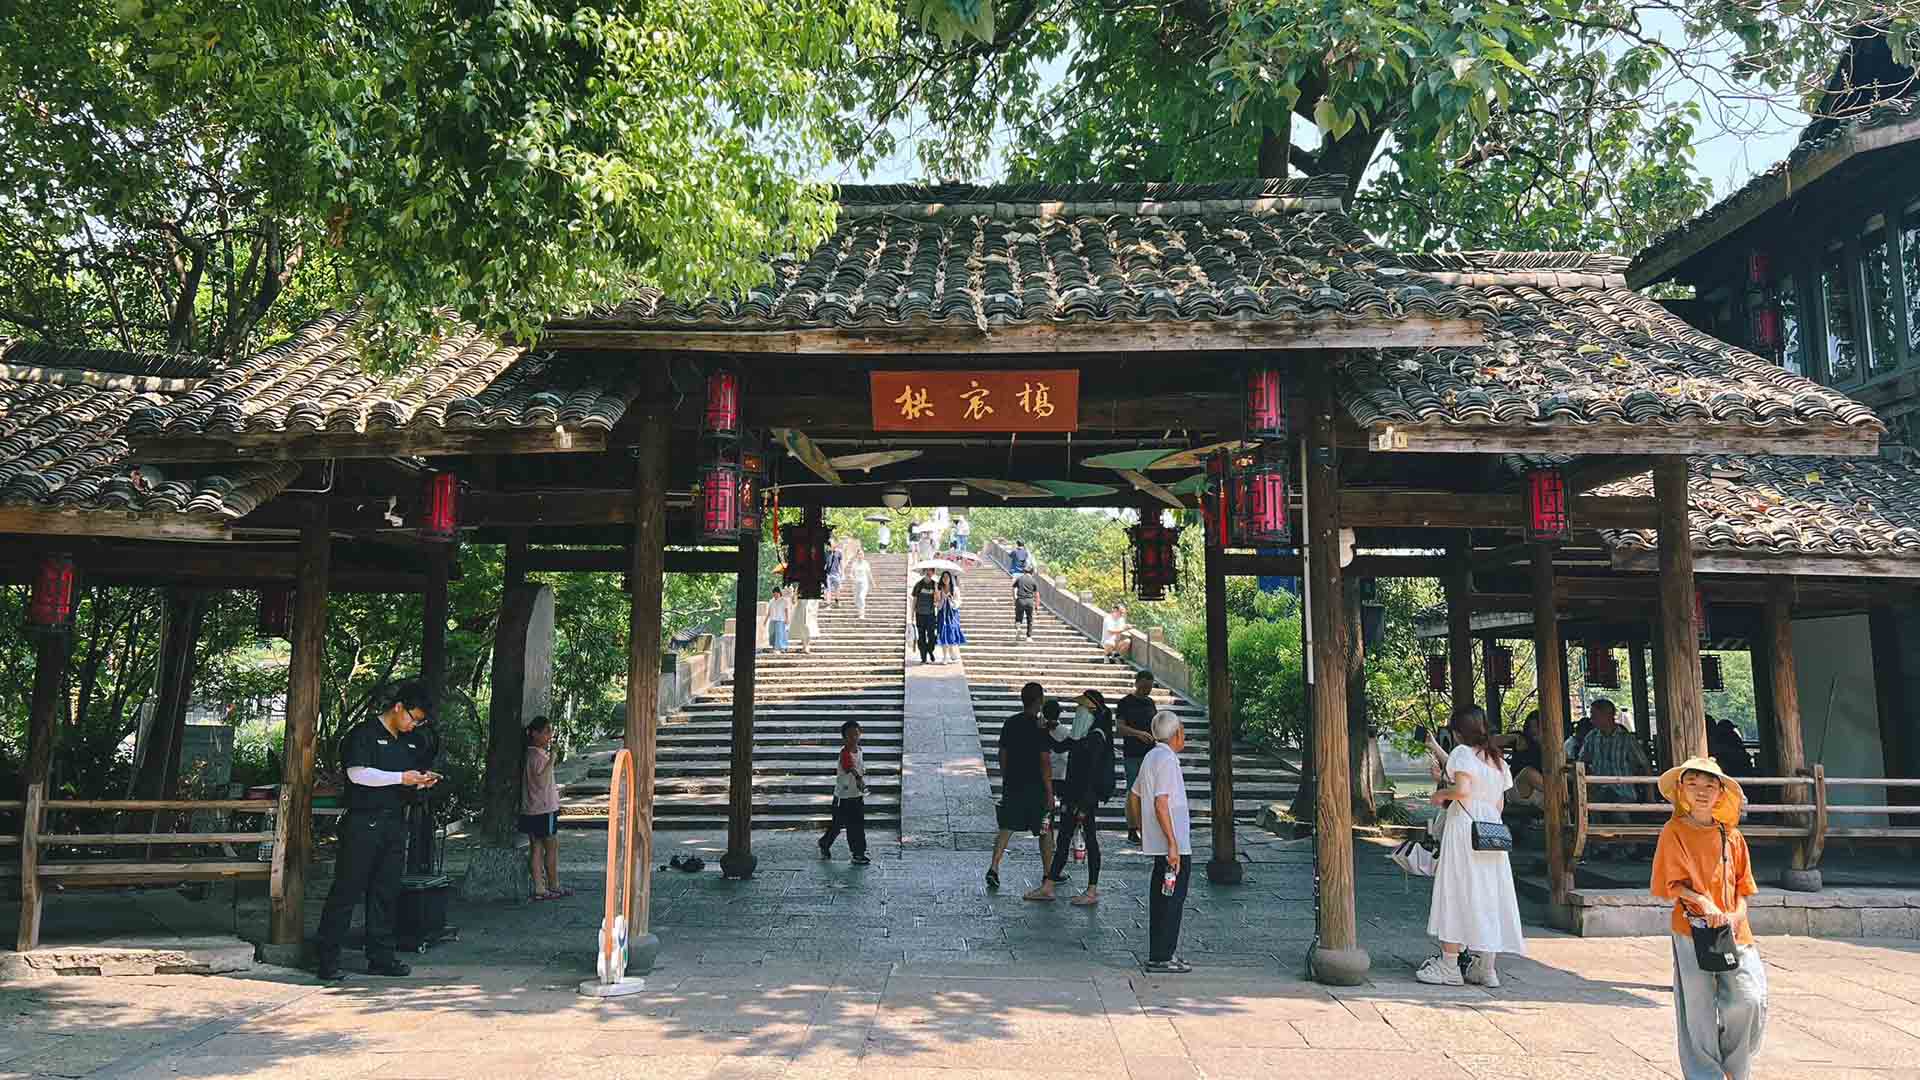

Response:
(1418, 704), (1526, 987)
(852, 554), (874, 619)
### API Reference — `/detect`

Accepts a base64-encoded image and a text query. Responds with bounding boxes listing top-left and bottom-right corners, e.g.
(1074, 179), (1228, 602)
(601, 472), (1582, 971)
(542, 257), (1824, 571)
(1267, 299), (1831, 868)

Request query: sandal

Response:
(1022, 886), (1056, 902)
(1070, 892), (1100, 907)
(549, 886), (575, 898)
(985, 869), (1000, 890)
(531, 891), (555, 902)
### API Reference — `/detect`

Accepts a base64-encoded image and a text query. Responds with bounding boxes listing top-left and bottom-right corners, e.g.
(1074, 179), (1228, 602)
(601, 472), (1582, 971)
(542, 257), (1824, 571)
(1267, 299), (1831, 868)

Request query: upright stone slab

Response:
(462, 583), (555, 902)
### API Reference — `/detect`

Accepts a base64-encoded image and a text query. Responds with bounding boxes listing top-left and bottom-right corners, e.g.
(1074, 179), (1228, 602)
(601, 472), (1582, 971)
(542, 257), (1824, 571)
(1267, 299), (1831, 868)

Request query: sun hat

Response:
(1658, 755), (1745, 824)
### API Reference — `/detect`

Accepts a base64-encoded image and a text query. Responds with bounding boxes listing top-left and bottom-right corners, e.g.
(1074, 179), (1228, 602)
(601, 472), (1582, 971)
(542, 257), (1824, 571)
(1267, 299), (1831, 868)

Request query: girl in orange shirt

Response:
(1650, 756), (1766, 1080)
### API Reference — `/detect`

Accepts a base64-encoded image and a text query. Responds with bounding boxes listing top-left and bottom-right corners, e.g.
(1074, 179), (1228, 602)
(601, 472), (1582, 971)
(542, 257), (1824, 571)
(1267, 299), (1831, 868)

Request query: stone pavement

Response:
(896, 659), (996, 853)
(14, 829), (1920, 1079)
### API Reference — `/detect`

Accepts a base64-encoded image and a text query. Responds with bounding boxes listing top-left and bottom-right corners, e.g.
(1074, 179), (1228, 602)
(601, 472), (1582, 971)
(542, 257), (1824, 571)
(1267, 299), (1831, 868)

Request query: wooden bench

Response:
(16, 784), (287, 950)
(1567, 762), (1822, 863)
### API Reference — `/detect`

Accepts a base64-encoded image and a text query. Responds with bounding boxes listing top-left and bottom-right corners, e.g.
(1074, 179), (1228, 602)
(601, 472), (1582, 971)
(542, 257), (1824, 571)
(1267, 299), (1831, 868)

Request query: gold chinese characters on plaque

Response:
(870, 371), (1080, 432)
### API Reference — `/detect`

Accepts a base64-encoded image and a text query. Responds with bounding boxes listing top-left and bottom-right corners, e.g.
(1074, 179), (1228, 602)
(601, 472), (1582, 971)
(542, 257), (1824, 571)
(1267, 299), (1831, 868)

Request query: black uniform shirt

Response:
(340, 716), (426, 812)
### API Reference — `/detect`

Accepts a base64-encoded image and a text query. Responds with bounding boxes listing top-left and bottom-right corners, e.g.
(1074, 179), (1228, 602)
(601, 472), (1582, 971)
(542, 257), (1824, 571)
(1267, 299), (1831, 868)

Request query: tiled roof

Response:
(1337, 253), (1883, 446)
(1630, 95), (1920, 286)
(0, 345), (297, 528)
(126, 310), (639, 442)
(1598, 454), (1920, 559)
(545, 178), (1502, 332)
(0, 341), (221, 380)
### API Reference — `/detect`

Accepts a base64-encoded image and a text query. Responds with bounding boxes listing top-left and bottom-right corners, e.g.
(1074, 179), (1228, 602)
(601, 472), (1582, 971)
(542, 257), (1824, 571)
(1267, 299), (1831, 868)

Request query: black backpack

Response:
(1087, 732), (1118, 803)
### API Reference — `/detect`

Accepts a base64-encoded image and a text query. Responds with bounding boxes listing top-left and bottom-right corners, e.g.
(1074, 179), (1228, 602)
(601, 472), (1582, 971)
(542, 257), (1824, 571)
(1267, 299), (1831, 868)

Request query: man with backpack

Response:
(1024, 690), (1116, 906)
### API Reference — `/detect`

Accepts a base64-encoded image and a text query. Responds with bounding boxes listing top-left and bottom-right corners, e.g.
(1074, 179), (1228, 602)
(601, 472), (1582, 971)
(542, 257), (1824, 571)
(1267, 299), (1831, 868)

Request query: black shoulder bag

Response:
(1686, 823), (1740, 972)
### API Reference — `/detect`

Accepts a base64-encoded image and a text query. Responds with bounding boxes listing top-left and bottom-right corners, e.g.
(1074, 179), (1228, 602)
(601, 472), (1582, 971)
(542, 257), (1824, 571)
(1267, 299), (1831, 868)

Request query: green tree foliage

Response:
(833, 1), (1917, 250)
(0, 0), (893, 356)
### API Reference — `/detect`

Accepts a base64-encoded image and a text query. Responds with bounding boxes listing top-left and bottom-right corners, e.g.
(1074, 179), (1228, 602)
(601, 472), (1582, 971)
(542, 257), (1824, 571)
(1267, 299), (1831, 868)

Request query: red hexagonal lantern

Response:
(422, 471), (460, 542)
(1525, 467), (1570, 543)
(1128, 518), (1180, 602)
(700, 462), (742, 541)
(27, 553), (78, 634)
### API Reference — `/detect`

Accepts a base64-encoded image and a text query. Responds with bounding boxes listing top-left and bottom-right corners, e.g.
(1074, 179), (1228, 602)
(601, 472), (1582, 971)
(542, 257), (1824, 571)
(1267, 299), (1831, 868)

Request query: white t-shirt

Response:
(834, 746), (868, 799)
(1102, 612), (1127, 641)
(767, 593), (792, 622)
(853, 561), (873, 589)
(1132, 744), (1191, 856)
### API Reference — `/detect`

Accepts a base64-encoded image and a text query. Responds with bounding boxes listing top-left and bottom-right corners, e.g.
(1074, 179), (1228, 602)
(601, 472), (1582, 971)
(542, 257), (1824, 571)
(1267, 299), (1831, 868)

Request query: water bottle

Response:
(1161, 864), (1177, 896)
(1072, 831), (1086, 862)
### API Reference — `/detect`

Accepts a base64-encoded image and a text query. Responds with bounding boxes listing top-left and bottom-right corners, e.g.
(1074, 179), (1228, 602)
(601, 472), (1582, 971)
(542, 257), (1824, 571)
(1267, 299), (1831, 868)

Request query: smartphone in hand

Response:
(1413, 725), (1428, 744)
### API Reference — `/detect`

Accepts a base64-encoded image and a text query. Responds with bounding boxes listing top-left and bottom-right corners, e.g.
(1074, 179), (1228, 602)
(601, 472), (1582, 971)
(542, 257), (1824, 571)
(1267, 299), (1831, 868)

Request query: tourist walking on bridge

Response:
(1011, 564), (1038, 640)
(1418, 705), (1525, 987)
(1133, 710), (1193, 973)
(1653, 757), (1766, 1080)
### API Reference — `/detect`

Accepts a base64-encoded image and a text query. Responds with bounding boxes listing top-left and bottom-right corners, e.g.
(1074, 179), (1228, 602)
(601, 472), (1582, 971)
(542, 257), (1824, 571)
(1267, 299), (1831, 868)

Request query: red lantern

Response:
(1128, 518), (1181, 601)
(1701, 654), (1725, 692)
(1525, 468), (1570, 543)
(704, 370), (741, 438)
(1425, 655), (1448, 693)
(1584, 642), (1620, 689)
(1235, 453), (1290, 545)
(257, 587), (292, 640)
(1747, 251), (1771, 287)
(1487, 645), (1515, 689)
(1750, 304), (1782, 351)
(27, 553), (78, 634)
(700, 463), (742, 541)
(1246, 367), (1287, 441)
(422, 471), (460, 542)
(781, 511), (832, 599)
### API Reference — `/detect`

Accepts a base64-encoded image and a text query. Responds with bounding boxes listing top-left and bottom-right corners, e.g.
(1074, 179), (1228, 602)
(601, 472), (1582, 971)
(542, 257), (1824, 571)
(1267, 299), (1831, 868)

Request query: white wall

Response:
(1792, 613), (1888, 825)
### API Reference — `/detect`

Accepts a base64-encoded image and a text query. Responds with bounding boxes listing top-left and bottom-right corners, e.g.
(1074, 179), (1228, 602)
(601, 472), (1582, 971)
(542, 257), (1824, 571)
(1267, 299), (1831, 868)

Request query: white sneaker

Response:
(1464, 952), (1500, 988)
(1414, 954), (1464, 986)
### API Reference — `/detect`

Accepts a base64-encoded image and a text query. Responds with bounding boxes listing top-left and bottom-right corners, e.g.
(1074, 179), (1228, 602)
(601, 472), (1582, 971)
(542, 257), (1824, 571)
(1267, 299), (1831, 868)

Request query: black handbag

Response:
(1686, 824), (1741, 972)
(1470, 820), (1514, 852)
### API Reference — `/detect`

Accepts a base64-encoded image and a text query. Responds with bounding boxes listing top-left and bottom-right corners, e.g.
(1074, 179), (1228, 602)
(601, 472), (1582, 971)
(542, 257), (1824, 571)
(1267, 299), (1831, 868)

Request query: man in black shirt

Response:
(315, 679), (439, 980)
(1011, 568), (1039, 640)
(1114, 670), (1158, 846)
(910, 567), (939, 663)
(987, 681), (1054, 891)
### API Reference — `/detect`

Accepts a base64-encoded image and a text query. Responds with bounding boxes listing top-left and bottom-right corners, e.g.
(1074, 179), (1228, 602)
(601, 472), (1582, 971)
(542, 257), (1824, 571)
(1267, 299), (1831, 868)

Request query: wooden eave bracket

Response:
(0, 506), (230, 542)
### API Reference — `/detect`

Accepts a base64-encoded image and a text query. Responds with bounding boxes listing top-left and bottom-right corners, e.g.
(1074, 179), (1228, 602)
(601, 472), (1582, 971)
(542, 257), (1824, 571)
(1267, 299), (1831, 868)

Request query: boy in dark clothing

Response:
(911, 568), (939, 663)
(1114, 670), (1158, 845)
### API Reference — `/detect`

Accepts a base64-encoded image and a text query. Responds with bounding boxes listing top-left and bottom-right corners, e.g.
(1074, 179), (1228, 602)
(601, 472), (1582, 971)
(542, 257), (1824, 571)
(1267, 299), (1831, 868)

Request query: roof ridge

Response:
(0, 340), (221, 380)
(834, 176), (1348, 212)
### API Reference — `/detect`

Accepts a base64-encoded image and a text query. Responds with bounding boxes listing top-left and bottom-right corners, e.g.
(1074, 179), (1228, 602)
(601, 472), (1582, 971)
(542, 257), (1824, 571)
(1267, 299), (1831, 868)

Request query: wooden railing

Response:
(1566, 763), (1920, 876)
(15, 783), (286, 950)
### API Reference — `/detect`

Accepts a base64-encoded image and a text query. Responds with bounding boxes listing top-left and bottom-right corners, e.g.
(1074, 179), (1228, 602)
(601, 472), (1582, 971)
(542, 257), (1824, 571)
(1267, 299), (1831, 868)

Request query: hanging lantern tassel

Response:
(27, 553), (79, 635)
(1701, 654), (1725, 693)
(1425, 655), (1448, 693)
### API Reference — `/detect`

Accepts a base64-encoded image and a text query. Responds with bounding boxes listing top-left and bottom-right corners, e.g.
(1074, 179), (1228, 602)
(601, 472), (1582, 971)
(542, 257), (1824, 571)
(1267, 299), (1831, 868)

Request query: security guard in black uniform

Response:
(315, 679), (438, 980)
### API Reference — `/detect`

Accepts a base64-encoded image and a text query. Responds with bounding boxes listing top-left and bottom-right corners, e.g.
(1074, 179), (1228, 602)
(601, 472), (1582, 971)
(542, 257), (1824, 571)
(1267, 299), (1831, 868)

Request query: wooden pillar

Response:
(131, 589), (208, 801)
(1203, 517), (1241, 883)
(1305, 366), (1367, 985)
(1531, 543), (1574, 912)
(481, 534), (533, 844)
(1444, 538), (1476, 718)
(271, 505), (330, 946)
(412, 546), (450, 874)
(1764, 577), (1821, 890)
(721, 540), (760, 880)
(1480, 637), (1502, 732)
(1630, 643), (1659, 769)
(624, 404), (670, 970)
(22, 632), (71, 814)
(1655, 458), (1706, 761)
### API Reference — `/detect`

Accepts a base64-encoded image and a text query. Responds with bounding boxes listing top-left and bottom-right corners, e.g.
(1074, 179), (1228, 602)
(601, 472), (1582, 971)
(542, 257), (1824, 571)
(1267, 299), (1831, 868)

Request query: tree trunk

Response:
(1346, 582), (1377, 822)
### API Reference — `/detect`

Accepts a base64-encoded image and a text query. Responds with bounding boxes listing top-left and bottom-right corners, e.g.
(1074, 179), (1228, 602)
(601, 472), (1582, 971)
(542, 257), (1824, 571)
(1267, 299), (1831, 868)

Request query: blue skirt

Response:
(937, 605), (967, 646)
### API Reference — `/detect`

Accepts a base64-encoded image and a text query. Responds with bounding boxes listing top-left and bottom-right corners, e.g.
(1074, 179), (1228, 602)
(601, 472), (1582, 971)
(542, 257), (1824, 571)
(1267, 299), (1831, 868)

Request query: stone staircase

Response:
(961, 558), (1299, 829)
(558, 554), (908, 830)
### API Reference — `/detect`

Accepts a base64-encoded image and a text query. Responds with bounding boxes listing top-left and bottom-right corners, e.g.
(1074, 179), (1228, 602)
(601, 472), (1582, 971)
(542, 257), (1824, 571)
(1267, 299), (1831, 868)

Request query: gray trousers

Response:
(1671, 933), (1767, 1080)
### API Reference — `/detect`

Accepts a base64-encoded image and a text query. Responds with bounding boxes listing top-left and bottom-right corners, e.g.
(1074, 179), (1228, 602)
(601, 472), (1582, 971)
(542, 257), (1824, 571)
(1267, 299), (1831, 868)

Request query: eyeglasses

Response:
(408, 708), (429, 724)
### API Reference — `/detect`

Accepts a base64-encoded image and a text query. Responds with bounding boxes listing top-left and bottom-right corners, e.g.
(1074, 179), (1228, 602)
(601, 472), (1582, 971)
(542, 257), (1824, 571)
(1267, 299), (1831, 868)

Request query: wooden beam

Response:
(1371, 424), (1879, 458)
(1655, 458), (1707, 762)
(1445, 539), (1476, 718)
(271, 504), (329, 946)
(1480, 636), (1502, 732)
(1531, 542), (1574, 911)
(0, 546), (427, 593)
(721, 540), (759, 880)
(519, 546), (742, 575)
(1630, 644), (1655, 770)
(1612, 548), (1920, 578)
(1337, 491), (1659, 529)
(0, 507), (228, 541)
(134, 425), (610, 463)
(625, 404), (670, 969)
(1203, 518), (1241, 884)
(1215, 552), (1447, 578)
(1305, 363), (1367, 985)
(538, 317), (1487, 355)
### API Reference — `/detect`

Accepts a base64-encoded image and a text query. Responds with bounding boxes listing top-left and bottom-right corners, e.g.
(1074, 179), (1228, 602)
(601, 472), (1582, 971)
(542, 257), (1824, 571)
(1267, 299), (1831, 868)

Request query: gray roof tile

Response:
(1599, 454), (1920, 558)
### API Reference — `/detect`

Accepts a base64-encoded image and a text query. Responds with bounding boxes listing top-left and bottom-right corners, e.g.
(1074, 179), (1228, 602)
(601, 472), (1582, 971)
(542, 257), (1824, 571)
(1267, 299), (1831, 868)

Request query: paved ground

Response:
(13, 828), (1920, 1079)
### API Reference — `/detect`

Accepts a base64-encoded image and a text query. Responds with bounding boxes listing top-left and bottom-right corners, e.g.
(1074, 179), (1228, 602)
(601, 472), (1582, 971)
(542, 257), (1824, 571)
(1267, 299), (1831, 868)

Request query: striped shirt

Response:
(1579, 725), (1648, 777)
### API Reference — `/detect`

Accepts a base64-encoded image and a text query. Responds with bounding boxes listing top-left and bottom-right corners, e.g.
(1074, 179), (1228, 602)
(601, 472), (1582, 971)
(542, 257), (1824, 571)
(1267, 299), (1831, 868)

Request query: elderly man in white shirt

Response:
(1131, 710), (1194, 973)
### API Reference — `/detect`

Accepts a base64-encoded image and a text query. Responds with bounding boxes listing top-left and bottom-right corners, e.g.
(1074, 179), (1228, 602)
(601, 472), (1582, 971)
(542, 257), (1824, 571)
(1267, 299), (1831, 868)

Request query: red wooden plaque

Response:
(870, 371), (1080, 432)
